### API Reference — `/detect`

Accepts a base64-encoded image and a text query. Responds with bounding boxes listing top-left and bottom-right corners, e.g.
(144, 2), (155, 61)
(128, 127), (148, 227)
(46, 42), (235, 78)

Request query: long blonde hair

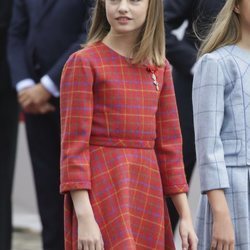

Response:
(198, 0), (241, 57)
(86, 0), (165, 67)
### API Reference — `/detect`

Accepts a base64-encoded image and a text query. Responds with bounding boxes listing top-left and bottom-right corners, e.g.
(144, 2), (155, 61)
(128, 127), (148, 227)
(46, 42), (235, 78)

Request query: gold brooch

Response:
(146, 66), (159, 91)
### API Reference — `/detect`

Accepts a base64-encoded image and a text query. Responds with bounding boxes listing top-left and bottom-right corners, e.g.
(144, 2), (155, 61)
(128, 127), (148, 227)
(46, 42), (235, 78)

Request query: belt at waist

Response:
(90, 136), (155, 149)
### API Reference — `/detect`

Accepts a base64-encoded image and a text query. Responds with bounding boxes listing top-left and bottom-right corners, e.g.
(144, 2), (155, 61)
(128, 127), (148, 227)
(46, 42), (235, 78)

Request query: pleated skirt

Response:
(196, 166), (250, 250)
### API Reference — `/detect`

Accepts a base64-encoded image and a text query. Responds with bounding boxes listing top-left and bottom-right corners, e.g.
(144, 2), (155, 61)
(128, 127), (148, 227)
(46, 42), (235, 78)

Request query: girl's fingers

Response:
(99, 233), (104, 249)
(96, 240), (103, 250)
(217, 241), (223, 250)
(181, 233), (189, 250)
(98, 238), (104, 250)
(229, 242), (235, 250)
(211, 239), (217, 249)
(89, 242), (95, 250)
(189, 234), (198, 250)
(101, 238), (104, 250)
(83, 242), (89, 250)
(78, 241), (83, 250)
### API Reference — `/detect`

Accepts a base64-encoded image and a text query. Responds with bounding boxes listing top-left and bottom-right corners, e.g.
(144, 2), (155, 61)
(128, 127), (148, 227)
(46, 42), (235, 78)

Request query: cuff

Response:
(199, 163), (230, 194)
(16, 79), (35, 92)
(41, 75), (59, 97)
(164, 184), (189, 196)
(60, 181), (91, 194)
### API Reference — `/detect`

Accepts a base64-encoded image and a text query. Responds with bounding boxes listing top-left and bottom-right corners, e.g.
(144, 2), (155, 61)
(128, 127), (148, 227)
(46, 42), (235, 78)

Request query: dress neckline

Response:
(99, 41), (131, 60)
(98, 41), (159, 72)
(229, 44), (250, 60)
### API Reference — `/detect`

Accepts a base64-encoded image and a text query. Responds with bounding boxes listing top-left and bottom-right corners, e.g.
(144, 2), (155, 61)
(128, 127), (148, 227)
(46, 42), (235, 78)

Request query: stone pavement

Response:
(12, 229), (42, 250)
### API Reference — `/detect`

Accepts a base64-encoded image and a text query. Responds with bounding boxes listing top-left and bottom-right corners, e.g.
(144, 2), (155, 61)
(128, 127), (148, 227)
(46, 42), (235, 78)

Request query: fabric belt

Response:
(90, 136), (155, 149)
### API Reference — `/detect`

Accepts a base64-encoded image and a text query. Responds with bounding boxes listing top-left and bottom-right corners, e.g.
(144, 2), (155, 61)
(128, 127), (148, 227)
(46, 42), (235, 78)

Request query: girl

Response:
(60, 0), (197, 249)
(193, 0), (250, 249)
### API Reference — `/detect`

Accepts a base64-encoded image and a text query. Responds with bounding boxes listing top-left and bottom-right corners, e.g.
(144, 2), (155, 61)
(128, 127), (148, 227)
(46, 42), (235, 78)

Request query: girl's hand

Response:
(179, 217), (198, 250)
(77, 214), (104, 250)
(70, 190), (104, 250)
(211, 210), (235, 250)
(170, 193), (198, 250)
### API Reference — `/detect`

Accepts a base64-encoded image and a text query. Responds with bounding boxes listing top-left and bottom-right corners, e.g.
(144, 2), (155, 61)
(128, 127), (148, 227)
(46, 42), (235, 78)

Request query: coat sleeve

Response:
(7, 0), (31, 86)
(164, 0), (197, 75)
(60, 51), (93, 194)
(0, 0), (13, 62)
(192, 54), (229, 194)
(155, 61), (188, 196)
(46, 1), (93, 88)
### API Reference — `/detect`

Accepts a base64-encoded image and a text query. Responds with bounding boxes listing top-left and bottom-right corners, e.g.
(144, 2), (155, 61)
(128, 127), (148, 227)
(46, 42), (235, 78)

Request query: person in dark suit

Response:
(164, 0), (225, 231)
(0, 0), (18, 249)
(7, 1), (92, 249)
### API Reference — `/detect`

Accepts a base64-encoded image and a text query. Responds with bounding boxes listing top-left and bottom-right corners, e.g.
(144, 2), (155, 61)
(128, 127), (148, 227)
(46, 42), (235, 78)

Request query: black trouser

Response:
(24, 98), (64, 250)
(166, 69), (196, 232)
(0, 89), (18, 250)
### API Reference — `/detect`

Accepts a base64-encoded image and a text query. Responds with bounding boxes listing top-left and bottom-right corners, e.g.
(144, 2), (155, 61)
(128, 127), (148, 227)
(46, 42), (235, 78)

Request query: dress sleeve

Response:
(60, 51), (94, 194)
(155, 61), (188, 196)
(192, 54), (229, 194)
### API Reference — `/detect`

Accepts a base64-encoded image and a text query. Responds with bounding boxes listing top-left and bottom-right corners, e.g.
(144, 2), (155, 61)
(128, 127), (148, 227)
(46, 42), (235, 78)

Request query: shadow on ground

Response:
(13, 229), (42, 250)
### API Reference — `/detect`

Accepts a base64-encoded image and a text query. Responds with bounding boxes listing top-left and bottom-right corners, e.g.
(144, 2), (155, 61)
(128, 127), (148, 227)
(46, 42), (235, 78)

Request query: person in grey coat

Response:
(193, 0), (250, 249)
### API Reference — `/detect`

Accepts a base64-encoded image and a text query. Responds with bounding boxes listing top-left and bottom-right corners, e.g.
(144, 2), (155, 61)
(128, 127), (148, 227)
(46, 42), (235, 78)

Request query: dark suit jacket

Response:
(164, 0), (225, 77)
(0, 0), (13, 92)
(8, 0), (92, 88)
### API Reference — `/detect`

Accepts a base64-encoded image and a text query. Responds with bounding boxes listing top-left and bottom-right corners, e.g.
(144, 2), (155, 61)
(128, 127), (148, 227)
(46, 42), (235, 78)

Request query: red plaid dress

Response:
(60, 42), (188, 250)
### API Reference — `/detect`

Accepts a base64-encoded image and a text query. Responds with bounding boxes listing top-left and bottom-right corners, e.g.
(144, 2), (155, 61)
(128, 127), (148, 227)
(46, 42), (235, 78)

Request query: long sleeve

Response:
(46, 33), (87, 89)
(155, 62), (188, 196)
(60, 51), (94, 194)
(0, 0), (13, 62)
(46, 1), (93, 88)
(164, 0), (197, 75)
(7, 0), (31, 86)
(192, 54), (229, 194)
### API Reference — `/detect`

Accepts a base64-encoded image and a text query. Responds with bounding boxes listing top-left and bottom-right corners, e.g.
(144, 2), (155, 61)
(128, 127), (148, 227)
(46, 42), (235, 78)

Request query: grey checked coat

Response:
(193, 45), (250, 249)
(192, 45), (250, 194)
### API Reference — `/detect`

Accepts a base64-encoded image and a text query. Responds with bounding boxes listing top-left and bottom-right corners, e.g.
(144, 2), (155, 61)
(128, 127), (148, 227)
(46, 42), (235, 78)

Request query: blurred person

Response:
(7, 1), (92, 249)
(0, 0), (18, 249)
(164, 0), (225, 231)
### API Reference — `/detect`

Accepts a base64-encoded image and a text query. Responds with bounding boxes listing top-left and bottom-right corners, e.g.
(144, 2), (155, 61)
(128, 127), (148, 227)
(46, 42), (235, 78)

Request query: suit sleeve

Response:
(7, 0), (31, 86)
(0, 0), (13, 62)
(164, 0), (197, 75)
(155, 61), (188, 196)
(46, 2), (93, 88)
(192, 54), (229, 194)
(60, 51), (93, 194)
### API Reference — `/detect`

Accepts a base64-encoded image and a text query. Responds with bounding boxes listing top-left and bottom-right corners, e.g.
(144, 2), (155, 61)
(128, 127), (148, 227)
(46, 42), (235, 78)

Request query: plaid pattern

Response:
(196, 167), (250, 250)
(193, 45), (250, 249)
(193, 45), (250, 194)
(60, 42), (188, 250)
